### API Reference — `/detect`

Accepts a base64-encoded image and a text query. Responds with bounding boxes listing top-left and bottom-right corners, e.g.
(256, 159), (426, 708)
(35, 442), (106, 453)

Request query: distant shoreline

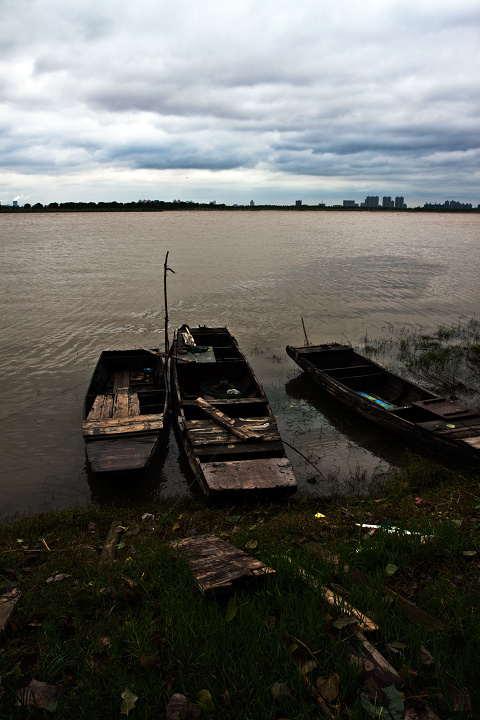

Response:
(1, 203), (479, 214)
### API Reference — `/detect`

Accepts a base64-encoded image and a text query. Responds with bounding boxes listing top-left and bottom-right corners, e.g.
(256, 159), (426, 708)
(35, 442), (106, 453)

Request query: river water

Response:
(1, 211), (479, 518)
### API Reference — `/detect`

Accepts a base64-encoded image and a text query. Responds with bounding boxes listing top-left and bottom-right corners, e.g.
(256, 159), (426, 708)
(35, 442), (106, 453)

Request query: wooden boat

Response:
(286, 342), (480, 467)
(83, 348), (168, 475)
(171, 325), (297, 498)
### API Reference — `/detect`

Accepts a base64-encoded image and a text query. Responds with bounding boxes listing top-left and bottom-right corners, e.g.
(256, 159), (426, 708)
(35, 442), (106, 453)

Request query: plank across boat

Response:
(286, 342), (480, 467)
(171, 325), (297, 498)
(83, 348), (168, 475)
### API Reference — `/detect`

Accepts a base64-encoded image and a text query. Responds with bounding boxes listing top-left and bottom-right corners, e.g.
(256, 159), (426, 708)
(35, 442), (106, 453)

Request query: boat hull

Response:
(83, 349), (168, 476)
(171, 326), (297, 498)
(286, 343), (480, 467)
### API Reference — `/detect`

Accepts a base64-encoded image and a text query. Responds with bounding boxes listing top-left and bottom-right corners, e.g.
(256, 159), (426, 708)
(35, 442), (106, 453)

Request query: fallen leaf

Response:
(196, 689), (215, 712)
(172, 523), (180, 531)
(332, 614), (357, 629)
(164, 677), (174, 693)
(300, 659), (318, 675)
(16, 679), (63, 711)
(316, 673), (339, 703)
(120, 688), (138, 716)
(166, 693), (199, 720)
(220, 689), (231, 708)
(245, 540), (258, 549)
(385, 563), (398, 576)
(361, 684), (404, 719)
(92, 651), (109, 672)
(271, 682), (291, 700)
(139, 652), (162, 669)
(420, 646), (435, 666)
(463, 550), (477, 558)
(226, 596), (237, 623)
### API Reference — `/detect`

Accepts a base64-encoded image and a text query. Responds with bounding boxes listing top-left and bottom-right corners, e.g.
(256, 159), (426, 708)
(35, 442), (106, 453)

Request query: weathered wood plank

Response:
(195, 397), (263, 441)
(128, 393), (141, 417)
(201, 457), (297, 492)
(0, 587), (22, 636)
(186, 417), (279, 446)
(85, 436), (158, 473)
(87, 395), (106, 421)
(281, 556), (378, 632)
(171, 535), (275, 596)
(113, 370), (130, 392)
(113, 391), (130, 418)
(101, 395), (114, 419)
(83, 413), (163, 436)
(305, 542), (443, 631)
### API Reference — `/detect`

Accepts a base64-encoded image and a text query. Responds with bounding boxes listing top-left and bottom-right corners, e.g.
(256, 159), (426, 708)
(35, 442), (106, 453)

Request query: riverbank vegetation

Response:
(359, 318), (480, 411)
(1, 458), (478, 719)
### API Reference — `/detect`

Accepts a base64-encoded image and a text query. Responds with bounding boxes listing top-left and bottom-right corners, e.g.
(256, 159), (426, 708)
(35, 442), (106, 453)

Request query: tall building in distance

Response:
(382, 196), (394, 208)
(363, 196), (379, 207)
(395, 196), (406, 209)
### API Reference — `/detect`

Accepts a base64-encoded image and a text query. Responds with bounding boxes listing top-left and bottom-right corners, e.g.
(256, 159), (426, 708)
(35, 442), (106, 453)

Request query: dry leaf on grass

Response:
(166, 693), (199, 720)
(16, 679), (63, 711)
(316, 673), (339, 703)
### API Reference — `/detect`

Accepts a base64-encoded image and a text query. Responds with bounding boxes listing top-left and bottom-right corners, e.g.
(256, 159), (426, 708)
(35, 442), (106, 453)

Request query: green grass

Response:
(1, 471), (479, 719)
(358, 317), (480, 408)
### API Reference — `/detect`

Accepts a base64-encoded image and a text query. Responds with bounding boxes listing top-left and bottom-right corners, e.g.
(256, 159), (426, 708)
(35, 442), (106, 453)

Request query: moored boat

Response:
(286, 342), (480, 467)
(83, 348), (168, 475)
(171, 325), (297, 498)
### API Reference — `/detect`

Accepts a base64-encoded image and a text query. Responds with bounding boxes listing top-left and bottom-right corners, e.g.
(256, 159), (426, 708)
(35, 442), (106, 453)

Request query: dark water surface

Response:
(1, 211), (479, 517)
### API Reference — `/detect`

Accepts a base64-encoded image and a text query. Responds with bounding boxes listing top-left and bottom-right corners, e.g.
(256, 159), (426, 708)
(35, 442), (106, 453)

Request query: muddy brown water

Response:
(1, 211), (479, 517)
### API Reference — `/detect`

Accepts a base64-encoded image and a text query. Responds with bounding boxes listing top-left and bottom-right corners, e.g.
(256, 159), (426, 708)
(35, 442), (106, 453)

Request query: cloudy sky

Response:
(1, 0), (479, 207)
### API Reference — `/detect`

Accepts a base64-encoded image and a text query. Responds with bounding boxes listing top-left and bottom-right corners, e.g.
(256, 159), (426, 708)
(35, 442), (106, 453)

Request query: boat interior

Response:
(304, 346), (446, 422)
(85, 350), (166, 420)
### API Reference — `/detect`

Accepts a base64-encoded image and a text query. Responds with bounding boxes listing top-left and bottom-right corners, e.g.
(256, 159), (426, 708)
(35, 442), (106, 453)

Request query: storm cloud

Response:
(1, 0), (479, 205)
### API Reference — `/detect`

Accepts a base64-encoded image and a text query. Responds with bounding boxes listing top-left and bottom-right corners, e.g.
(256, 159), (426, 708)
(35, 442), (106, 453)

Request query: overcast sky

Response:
(1, 0), (479, 206)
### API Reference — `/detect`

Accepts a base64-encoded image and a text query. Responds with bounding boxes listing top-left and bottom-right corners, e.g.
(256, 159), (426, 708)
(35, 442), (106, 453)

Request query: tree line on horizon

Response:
(1, 199), (477, 213)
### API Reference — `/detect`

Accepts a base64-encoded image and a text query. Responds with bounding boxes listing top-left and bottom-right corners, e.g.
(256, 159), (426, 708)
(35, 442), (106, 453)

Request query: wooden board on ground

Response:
(171, 534), (276, 597)
(200, 457), (297, 493)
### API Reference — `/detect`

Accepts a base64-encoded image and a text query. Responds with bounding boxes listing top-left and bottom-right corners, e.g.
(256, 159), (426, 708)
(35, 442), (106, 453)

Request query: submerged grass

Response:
(1, 462), (479, 719)
(358, 317), (480, 408)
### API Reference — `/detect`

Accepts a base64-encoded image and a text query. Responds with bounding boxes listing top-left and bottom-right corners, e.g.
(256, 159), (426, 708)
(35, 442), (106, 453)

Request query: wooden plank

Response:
(85, 436), (158, 473)
(113, 391), (130, 418)
(194, 441), (286, 456)
(186, 417), (279, 446)
(201, 457), (297, 492)
(353, 627), (401, 682)
(113, 370), (130, 392)
(281, 556), (378, 632)
(0, 587), (22, 636)
(87, 395), (106, 421)
(304, 542), (443, 631)
(82, 413), (163, 436)
(463, 435), (480, 449)
(128, 393), (141, 417)
(101, 395), (114, 419)
(194, 397), (262, 442)
(170, 534), (275, 596)
(412, 398), (476, 419)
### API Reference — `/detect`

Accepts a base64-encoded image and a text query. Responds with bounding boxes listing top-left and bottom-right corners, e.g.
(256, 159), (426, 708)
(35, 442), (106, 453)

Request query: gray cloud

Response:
(1, 0), (479, 204)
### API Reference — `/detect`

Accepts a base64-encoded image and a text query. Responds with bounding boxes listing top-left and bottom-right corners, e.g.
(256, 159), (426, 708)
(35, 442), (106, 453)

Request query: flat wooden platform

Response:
(171, 534), (275, 596)
(200, 457), (297, 493)
(85, 435), (158, 473)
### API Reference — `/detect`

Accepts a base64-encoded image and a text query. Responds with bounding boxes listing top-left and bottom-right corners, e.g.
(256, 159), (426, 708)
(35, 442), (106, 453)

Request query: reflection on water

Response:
(1, 211), (479, 517)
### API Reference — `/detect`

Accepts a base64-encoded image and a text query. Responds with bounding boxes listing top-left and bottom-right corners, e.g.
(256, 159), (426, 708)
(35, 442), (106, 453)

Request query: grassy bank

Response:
(1, 459), (478, 719)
